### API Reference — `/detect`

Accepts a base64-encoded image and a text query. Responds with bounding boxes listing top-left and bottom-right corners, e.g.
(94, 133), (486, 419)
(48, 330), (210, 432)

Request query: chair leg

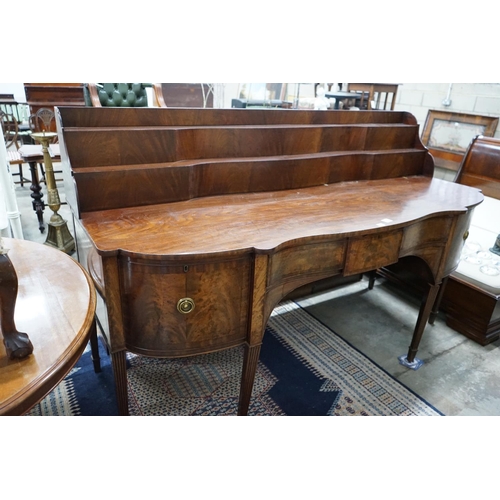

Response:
(89, 319), (101, 373)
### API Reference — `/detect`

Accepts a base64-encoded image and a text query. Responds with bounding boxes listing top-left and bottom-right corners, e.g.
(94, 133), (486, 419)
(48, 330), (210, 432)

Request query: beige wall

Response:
(220, 83), (500, 138)
(394, 83), (500, 138)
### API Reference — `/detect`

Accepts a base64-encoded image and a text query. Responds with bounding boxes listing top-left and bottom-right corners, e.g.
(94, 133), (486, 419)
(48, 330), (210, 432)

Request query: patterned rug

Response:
(28, 301), (442, 416)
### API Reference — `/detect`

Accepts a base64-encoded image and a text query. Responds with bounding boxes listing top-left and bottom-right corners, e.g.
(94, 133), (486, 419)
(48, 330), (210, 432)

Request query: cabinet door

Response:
(119, 255), (251, 357)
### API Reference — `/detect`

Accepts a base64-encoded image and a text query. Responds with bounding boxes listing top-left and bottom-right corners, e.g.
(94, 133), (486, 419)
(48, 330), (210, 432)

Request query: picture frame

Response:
(421, 110), (499, 171)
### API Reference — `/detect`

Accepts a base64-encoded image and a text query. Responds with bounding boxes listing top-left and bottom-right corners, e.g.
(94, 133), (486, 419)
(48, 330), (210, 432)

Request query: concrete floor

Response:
(7, 167), (500, 416)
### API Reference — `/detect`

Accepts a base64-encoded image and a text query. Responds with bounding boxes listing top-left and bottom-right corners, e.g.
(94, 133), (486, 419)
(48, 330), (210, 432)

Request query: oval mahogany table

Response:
(0, 238), (97, 416)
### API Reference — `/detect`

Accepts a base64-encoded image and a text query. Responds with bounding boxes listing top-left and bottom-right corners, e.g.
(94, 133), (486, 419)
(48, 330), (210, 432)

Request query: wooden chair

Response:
(347, 83), (399, 110)
(1, 111), (28, 187)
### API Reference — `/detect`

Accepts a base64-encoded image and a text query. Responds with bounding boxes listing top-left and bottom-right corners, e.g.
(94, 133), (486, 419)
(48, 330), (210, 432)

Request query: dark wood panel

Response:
(440, 274), (500, 345)
(72, 150), (428, 212)
(56, 106), (418, 128)
(62, 124), (420, 169)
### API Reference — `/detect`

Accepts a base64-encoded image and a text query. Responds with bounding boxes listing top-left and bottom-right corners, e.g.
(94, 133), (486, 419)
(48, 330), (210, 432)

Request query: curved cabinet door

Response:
(119, 255), (252, 357)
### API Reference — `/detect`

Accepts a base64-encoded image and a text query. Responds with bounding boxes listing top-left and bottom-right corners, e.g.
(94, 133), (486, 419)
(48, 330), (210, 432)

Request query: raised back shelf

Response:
(56, 107), (431, 215)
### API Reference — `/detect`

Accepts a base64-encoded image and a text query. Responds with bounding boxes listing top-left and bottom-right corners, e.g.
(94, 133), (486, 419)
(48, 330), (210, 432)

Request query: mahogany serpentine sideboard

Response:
(55, 107), (484, 415)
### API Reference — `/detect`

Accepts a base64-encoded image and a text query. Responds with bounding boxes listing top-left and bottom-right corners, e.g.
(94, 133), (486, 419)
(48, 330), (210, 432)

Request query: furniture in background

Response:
(153, 83), (214, 107)
(0, 94), (30, 141)
(24, 83), (86, 131)
(437, 136), (500, 344)
(56, 106), (481, 416)
(324, 91), (361, 109)
(85, 83), (151, 107)
(28, 107), (63, 184)
(231, 98), (292, 108)
(0, 237), (98, 416)
(421, 110), (499, 172)
(1, 110), (28, 187)
(375, 136), (500, 345)
(0, 94), (27, 122)
(347, 83), (400, 110)
(19, 142), (60, 233)
(29, 107), (57, 136)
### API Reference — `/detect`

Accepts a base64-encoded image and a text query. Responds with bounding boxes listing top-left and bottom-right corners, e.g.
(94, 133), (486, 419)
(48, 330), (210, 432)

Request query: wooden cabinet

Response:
(57, 107), (483, 415)
(24, 83), (86, 131)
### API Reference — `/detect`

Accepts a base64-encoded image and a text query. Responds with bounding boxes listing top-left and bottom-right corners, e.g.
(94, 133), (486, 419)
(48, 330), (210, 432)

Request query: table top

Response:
(0, 238), (96, 416)
(19, 144), (60, 161)
(81, 176), (483, 257)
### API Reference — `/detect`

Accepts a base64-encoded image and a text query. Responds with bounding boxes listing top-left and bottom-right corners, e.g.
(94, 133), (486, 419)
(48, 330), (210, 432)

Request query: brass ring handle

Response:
(463, 230), (469, 241)
(177, 297), (195, 314)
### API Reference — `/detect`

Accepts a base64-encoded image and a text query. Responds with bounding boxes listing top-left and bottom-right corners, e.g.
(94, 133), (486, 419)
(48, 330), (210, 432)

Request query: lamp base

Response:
(44, 217), (76, 255)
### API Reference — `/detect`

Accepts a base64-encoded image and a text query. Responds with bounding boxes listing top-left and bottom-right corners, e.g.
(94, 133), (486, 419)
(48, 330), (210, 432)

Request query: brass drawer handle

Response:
(177, 297), (195, 314)
(463, 230), (469, 241)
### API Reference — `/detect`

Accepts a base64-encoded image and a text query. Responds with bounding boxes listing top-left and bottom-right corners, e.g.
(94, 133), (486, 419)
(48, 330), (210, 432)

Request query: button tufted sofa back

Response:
(85, 83), (151, 107)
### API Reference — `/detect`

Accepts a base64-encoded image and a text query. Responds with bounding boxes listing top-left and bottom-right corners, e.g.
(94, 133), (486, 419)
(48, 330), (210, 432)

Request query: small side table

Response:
(325, 91), (363, 109)
(0, 238), (99, 416)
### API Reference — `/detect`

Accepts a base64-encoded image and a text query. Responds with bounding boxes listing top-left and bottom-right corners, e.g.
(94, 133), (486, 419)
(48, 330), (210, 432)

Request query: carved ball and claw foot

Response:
(3, 331), (34, 360)
(0, 249), (34, 360)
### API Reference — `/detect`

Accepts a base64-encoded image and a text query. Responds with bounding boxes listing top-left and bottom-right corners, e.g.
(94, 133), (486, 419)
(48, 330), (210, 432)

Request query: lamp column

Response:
(31, 132), (75, 254)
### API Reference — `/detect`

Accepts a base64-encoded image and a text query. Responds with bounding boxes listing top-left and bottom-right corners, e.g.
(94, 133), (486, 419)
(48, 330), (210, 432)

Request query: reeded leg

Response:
(111, 350), (129, 415)
(429, 276), (449, 325)
(0, 253), (33, 360)
(89, 319), (101, 373)
(399, 282), (441, 370)
(237, 343), (262, 416)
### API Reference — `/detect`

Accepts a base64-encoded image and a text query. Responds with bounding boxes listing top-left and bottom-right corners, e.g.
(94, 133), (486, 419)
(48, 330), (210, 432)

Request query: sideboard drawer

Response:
(345, 230), (403, 275)
(119, 255), (252, 356)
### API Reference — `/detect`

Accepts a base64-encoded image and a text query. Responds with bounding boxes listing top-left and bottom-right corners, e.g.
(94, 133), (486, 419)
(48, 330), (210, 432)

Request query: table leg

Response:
(237, 343), (262, 416)
(111, 350), (129, 415)
(89, 319), (101, 373)
(429, 276), (449, 325)
(28, 160), (45, 233)
(399, 281), (441, 370)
